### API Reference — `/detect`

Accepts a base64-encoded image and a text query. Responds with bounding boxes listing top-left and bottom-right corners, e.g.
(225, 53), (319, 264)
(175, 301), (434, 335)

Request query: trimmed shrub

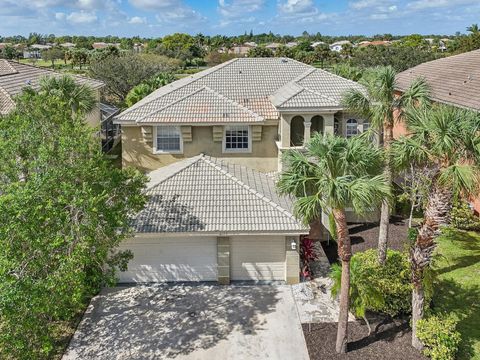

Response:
(351, 249), (412, 316)
(450, 200), (480, 231)
(417, 315), (461, 360)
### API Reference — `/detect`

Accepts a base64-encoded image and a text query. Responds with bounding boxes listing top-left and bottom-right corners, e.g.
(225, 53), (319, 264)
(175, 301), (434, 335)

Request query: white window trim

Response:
(153, 125), (183, 154)
(222, 125), (252, 153)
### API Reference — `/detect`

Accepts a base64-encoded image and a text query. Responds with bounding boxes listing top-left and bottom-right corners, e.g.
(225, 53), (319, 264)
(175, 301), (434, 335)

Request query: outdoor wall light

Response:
(291, 240), (297, 250)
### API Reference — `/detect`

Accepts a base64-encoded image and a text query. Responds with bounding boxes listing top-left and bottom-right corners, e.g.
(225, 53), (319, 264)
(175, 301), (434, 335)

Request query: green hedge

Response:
(417, 315), (461, 360)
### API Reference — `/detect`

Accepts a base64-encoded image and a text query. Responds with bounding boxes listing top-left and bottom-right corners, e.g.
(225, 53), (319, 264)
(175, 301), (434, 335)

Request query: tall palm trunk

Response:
(411, 179), (452, 349)
(378, 121), (393, 264)
(333, 208), (352, 354)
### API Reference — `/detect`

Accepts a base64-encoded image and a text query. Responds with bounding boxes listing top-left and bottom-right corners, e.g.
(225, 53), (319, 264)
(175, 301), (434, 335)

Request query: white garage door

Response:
(118, 236), (217, 283)
(231, 236), (286, 281)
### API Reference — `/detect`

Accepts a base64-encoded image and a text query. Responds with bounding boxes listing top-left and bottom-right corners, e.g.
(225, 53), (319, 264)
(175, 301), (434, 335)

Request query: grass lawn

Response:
(433, 229), (480, 360)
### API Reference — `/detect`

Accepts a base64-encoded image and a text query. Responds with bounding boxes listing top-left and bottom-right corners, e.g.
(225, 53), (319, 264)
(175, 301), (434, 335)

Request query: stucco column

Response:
(217, 237), (230, 285)
(323, 113), (335, 135)
(303, 121), (311, 146)
(285, 236), (300, 284)
(280, 114), (292, 148)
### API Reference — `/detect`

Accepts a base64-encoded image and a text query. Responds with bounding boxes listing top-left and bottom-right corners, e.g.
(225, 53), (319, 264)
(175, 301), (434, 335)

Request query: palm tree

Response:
(467, 23), (479, 34)
(277, 134), (390, 353)
(342, 66), (430, 265)
(392, 104), (480, 349)
(38, 75), (96, 115)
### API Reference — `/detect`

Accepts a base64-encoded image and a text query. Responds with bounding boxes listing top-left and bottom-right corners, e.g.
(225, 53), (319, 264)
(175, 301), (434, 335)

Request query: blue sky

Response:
(0, 0), (479, 37)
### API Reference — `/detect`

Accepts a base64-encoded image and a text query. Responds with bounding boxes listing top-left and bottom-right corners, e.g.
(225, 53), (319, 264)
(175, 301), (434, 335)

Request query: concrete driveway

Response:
(63, 284), (309, 360)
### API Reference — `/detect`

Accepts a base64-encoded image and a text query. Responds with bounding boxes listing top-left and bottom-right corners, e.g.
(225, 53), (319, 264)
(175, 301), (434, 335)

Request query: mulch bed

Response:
(303, 316), (426, 360)
(321, 216), (410, 264)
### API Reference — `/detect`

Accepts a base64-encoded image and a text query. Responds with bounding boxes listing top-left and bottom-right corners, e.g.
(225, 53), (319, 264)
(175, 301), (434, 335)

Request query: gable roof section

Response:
(133, 154), (307, 234)
(396, 50), (480, 111)
(138, 86), (264, 124)
(0, 60), (104, 114)
(271, 68), (365, 110)
(0, 60), (17, 76)
(116, 57), (364, 125)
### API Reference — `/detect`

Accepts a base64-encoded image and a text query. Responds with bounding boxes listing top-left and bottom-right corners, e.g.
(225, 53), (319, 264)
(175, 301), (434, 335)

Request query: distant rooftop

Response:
(396, 49), (480, 111)
(0, 59), (104, 115)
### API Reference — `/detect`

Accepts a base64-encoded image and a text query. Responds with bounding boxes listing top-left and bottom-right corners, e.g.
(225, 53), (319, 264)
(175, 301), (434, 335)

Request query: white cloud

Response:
(129, 0), (178, 9)
(55, 12), (66, 20)
(66, 10), (97, 24)
(407, 0), (478, 10)
(128, 16), (147, 24)
(218, 0), (264, 18)
(278, 0), (318, 15)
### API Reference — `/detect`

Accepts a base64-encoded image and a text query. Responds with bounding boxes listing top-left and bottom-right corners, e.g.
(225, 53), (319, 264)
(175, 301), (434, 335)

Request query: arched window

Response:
(290, 116), (305, 146)
(311, 115), (324, 135)
(346, 119), (358, 138)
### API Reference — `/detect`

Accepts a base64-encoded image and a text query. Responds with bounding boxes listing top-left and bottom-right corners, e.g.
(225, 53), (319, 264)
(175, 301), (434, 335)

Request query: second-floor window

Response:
(155, 126), (182, 153)
(346, 119), (358, 138)
(224, 125), (251, 152)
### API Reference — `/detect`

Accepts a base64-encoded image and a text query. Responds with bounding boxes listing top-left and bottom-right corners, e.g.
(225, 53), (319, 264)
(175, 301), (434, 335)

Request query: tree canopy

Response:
(0, 83), (147, 359)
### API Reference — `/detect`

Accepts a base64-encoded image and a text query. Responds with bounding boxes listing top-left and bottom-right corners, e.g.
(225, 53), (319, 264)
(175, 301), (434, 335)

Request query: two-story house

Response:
(113, 57), (368, 285)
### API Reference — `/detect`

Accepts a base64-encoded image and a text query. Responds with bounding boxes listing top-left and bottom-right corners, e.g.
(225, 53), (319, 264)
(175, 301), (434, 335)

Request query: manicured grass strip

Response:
(433, 229), (480, 360)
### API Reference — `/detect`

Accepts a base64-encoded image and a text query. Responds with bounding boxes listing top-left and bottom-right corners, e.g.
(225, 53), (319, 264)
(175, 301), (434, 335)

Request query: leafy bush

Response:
(450, 200), (480, 231)
(331, 257), (384, 333)
(417, 315), (461, 360)
(331, 249), (413, 316)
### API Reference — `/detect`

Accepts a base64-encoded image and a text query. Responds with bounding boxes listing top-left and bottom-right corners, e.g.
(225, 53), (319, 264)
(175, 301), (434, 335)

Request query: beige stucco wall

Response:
(122, 124), (279, 173)
(84, 90), (101, 128)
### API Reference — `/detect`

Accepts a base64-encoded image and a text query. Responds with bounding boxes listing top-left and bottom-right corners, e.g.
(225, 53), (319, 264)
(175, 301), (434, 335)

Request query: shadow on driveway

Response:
(64, 283), (307, 360)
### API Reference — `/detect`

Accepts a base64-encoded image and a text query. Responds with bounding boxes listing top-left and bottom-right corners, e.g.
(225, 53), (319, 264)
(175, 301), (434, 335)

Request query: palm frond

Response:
(438, 163), (480, 197)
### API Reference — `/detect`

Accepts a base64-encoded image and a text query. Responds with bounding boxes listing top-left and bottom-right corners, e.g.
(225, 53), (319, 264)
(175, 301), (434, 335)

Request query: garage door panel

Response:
(231, 236), (286, 281)
(118, 237), (217, 283)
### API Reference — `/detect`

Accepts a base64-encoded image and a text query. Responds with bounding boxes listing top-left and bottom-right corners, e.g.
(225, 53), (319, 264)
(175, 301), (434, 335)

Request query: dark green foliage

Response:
(89, 53), (181, 105)
(330, 256), (385, 321)
(247, 46), (274, 58)
(450, 200), (480, 231)
(125, 72), (175, 107)
(417, 315), (461, 360)
(350, 46), (441, 72)
(0, 87), (147, 359)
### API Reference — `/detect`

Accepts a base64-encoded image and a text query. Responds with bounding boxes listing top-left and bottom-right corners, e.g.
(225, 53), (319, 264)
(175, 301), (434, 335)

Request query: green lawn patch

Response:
(433, 229), (480, 360)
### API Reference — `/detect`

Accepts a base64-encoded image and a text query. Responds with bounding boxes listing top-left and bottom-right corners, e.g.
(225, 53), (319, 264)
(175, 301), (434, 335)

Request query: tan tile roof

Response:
(139, 86), (263, 124)
(396, 49), (480, 111)
(0, 60), (104, 114)
(134, 154), (308, 234)
(115, 57), (364, 124)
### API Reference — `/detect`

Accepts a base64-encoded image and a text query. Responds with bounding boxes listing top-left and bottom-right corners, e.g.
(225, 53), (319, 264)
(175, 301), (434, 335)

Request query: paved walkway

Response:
(64, 284), (309, 360)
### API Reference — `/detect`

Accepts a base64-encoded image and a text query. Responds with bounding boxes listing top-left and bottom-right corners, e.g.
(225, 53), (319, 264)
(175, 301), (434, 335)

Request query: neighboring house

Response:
(92, 42), (120, 50)
(0, 59), (104, 128)
(229, 43), (256, 56)
(23, 44), (51, 59)
(312, 41), (326, 48)
(395, 49), (480, 212)
(113, 57), (370, 285)
(330, 40), (352, 52)
(266, 42), (281, 52)
(285, 42), (298, 48)
(60, 42), (76, 49)
(357, 40), (391, 48)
